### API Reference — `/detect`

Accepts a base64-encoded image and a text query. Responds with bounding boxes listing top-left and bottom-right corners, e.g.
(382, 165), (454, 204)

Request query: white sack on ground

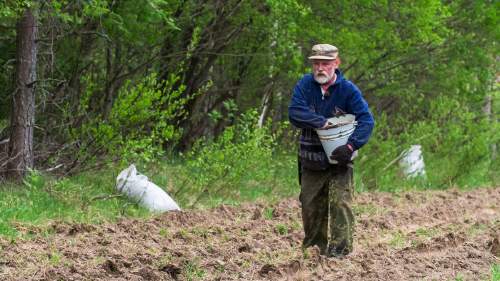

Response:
(399, 145), (426, 178)
(116, 164), (180, 212)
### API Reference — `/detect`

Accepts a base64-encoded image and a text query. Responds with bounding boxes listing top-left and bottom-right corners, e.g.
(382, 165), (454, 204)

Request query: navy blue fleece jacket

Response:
(288, 69), (374, 169)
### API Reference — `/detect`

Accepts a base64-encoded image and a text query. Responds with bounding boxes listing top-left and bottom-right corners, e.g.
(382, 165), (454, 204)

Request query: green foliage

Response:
(169, 110), (296, 208)
(355, 84), (498, 191)
(65, 73), (188, 166)
(0, 1), (35, 16)
(492, 264), (500, 281)
(0, 0), (497, 192)
(48, 0), (177, 35)
(92, 0), (177, 42)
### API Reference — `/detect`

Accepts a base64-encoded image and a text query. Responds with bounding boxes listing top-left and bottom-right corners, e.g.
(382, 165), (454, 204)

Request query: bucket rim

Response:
(317, 127), (355, 141)
(317, 120), (357, 131)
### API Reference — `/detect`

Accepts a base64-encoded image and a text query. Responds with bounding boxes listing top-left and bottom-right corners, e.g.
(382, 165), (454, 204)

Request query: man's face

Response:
(312, 59), (338, 84)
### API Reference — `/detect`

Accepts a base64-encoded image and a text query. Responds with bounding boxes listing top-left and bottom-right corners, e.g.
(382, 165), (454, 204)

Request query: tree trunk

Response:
(258, 89), (272, 128)
(6, 8), (37, 181)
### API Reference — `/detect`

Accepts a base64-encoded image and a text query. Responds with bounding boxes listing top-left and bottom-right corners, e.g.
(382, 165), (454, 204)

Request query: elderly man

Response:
(288, 44), (374, 257)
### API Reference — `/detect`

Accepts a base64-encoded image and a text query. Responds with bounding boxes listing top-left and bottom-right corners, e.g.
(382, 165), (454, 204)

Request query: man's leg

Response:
(299, 167), (331, 254)
(328, 164), (355, 256)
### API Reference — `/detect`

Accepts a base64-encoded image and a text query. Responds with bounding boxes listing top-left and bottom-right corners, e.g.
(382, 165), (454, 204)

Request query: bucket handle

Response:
(319, 121), (357, 130)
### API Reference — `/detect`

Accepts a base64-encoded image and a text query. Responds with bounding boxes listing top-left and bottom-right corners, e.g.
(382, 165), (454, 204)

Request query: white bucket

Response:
(315, 114), (357, 164)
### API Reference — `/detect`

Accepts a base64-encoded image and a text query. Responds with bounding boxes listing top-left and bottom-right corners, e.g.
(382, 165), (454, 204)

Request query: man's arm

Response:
(288, 81), (327, 129)
(346, 83), (375, 150)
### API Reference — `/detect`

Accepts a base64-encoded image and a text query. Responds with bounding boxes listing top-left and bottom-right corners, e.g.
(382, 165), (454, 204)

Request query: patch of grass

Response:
(290, 218), (302, 231)
(388, 231), (407, 249)
(183, 258), (205, 281)
(154, 253), (173, 269)
(159, 227), (169, 238)
(240, 259), (252, 269)
(0, 169), (151, 238)
(263, 207), (274, 220)
(92, 256), (106, 266)
(415, 227), (440, 240)
(275, 223), (288, 235)
(491, 263), (500, 281)
(213, 226), (223, 235)
(190, 227), (209, 238)
(48, 250), (62, 266)
(466, 222), (489, 237)
(255, 250), (277, 264)
(176, 229), (191, 240)
(352, 203), (383, 216)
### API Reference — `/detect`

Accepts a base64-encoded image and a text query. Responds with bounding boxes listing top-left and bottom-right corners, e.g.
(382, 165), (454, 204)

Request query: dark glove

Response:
(330, 144), (354, 165)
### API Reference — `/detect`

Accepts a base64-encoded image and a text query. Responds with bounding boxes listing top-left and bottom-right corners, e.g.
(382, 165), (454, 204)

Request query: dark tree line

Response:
(0, 0), (497, 182)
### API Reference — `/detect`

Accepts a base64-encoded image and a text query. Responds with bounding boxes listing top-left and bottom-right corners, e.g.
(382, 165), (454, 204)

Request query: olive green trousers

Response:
(299, 164), (354, 255)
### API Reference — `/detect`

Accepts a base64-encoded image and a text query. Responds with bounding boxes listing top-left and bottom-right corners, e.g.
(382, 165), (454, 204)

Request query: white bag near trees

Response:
(399, 145), (426, 178)
(116, 164), (180, 212)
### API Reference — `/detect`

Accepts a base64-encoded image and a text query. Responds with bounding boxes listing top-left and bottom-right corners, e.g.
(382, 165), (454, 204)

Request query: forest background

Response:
(0, 0), (498, 235)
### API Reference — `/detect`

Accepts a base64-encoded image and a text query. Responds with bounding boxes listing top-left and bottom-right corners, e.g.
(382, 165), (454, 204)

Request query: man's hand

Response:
(330, 144), (354, 165)
(320, 121), (333, 129)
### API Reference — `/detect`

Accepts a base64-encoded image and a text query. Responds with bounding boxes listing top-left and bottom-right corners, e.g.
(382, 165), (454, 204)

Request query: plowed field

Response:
(1, 187), (499, 280)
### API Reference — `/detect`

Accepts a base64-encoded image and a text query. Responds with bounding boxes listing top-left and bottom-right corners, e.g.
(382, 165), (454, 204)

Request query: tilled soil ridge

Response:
(0, 187), (499, 281)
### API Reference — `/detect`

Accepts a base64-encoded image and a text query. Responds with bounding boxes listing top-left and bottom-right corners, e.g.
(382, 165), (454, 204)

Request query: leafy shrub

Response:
(63, 73), (189, 170)
(169, 110), (296, 208)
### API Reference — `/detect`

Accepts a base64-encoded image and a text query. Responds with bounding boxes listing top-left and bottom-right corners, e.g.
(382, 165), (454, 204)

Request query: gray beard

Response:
(314, 73), (333, 84)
